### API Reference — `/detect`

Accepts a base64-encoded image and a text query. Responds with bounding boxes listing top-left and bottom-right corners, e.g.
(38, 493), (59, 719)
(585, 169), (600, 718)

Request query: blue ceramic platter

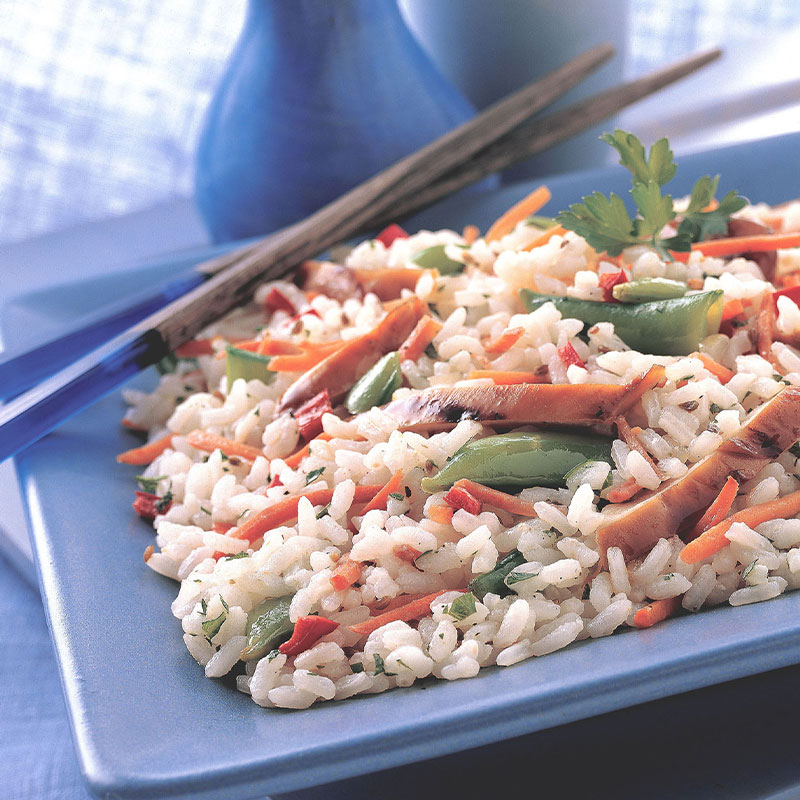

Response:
(15, 131), (800, 800)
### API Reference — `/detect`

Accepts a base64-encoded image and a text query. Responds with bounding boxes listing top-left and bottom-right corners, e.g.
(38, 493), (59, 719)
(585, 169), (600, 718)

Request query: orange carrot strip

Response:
(185, 431), (264, 462)
(757, 292), (775, 361)
(330, 555), (363, 591)
(349, 590), (453, 636)
(672, 232), (800, 262)
(688, 476), (739, 541)
(120, 418), (147, 432)
(691, 352), (735, 384)
(681, 489), (800, 564)
(267, 343), (346, 372)
(485, 185), (552, 242)
(720, 298), (745, 322)
(235, 485), (382, 544)
(521, 224), (567, 251)
(283, 432), (334, 469)
(615, 417), (663, 479)
(610, 364), (666, 415)
(606, 477), (641, 504)
(462, 224), (480, 244)
(175, 338), (216, 358)
(428, 504), (454, 525)
(467, 370), (549, 385)
(361, 470), (405, 513)
(483, 326), (524, 354)
(453, 478), (538, 517)
(116, 433), (175, 465)
(398, 315), (442, 362)
(633, 596), (682, 629)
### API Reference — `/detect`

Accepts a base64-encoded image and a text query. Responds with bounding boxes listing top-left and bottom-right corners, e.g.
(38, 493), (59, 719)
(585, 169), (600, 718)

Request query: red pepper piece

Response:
(773, 285), (800, 309)
(133, 491), (172, 520)
(443, 486), (482, 516)
(558, 341), (585, 369)
(294, 389), (333, 441)
(264, 287), (297, 315)
(278, 615), (340, 656)
(268, 473), (284, 489)
(598, 269), (627, 302)
(375, 223), (408, 247)
(393, 544), (423, 563)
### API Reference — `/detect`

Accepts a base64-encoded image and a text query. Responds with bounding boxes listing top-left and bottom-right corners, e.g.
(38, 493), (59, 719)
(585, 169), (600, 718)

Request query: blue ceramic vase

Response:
(195, 0), (478, 243)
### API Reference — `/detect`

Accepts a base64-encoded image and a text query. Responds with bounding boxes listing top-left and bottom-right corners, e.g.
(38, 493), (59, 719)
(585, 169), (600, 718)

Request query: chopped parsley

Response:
(224, 552), (250, 560)
(200, 598), (208, 615)
(155, 491), (173, 514)
(709, 403), (723, 415)
(316, 503), (331, 519)
(351, 662), (364, 673)
(443, 592), (477, 621)
(424, 342), (438, 359)
(219, 595), (230, 612)
(789, 441), (800, 459)
(267, 649), (280, 662)
(136, 475), (166, 493)
(742, 559), (758, 582)
(199, 505), (212, 515)
(388, 492), (404, 501)
(505, 568), (539, 586)
(201, 611), (226, 643)
(305, 467), (326, 485)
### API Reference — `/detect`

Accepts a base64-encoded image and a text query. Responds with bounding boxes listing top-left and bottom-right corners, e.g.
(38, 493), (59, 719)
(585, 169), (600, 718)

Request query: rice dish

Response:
(118, 133), (800, 709)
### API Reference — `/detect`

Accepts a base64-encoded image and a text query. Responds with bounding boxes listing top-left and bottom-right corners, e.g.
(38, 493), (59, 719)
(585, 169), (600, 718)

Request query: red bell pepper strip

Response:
(558, 341), (585, 369)
(375, 223), (408, 247)
(773, 285), (800, 309)
(278, 615), (340, 656)
(598, 270), (627, 302)
(294, 389), (333, 441)
(133, 491), (172, 520)
(443, 486), (482, 515)
(263, 287), (297, 315)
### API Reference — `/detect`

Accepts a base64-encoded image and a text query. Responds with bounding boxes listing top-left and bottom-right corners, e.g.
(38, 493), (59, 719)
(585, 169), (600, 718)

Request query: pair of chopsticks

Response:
(0, 45), (721, 462)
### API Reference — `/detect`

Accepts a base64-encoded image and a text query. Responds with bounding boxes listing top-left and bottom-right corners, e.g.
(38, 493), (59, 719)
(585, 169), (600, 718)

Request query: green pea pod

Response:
(520, 289), (724, 356)
(611, 277), (688, 303)
(241, 595), (293, 662)
(345, 351), (402, 414)
(226, 345), (275, 386)
(421, 431), (613, 493)
(469, 549), (526, 600)
(411, 244), (465, 275)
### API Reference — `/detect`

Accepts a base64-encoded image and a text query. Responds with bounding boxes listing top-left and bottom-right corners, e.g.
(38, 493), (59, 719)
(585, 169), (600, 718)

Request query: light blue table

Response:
(5, 199), (800, 800)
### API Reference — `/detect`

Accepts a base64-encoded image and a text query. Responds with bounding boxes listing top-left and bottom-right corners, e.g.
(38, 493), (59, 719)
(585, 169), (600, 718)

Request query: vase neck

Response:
(248, 0), (405, 33)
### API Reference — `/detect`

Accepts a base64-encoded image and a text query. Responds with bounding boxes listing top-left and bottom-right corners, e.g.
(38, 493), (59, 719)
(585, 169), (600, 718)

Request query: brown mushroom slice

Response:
(298, 259), (424, 303)
(724, 218), (777, 282)
(278, 296), (426, 413)
(383, 366), (665, 434)
(596, 385), (800, 561)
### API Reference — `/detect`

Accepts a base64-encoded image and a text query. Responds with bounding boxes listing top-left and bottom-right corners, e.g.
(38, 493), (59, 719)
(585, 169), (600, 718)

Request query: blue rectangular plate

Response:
(17, 131), (800, 800)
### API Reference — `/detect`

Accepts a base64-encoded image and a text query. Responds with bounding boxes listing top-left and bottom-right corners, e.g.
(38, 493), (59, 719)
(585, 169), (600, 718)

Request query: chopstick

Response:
(0, 46), (722, 462)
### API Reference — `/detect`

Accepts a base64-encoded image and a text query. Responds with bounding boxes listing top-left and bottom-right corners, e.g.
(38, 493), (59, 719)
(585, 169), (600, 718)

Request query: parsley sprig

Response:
(556, 130), (747, 259)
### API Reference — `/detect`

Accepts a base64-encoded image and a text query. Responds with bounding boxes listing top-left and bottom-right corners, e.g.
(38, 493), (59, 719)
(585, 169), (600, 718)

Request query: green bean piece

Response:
(525, 214), (558, 230)
(612, 277), (688, 303)
(345, 351), (402, 414)
(226, 345), (275, 386)
(520, 289), (724, 356)
(411, 244), (465, 275)
(421, 431), (613, 493)
(469, 549), (526, 599)
(241, 595), (294, 662)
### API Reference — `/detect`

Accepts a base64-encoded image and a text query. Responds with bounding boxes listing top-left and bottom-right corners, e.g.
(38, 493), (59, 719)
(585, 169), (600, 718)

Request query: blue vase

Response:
(195, 0), (479, 243)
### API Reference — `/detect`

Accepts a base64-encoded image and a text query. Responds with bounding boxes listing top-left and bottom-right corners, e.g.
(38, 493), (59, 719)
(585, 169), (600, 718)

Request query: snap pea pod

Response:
(421, 431), (613, 493)
(241, 595), (293, 662)
(226, 345), (275, 386)
(411, 244), (465, 275)
(520, 289), (723, 356)
(345, 351), (402, 414)
(611, 277), (688, 303)
(469, 549), (526, 600)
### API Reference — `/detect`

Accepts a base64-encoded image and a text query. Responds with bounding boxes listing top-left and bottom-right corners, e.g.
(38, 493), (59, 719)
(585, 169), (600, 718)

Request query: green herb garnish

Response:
(136, 475), (166, 493)
(224, 552), (250, 560)
(443, 592), (477, 621)
(201, 611), (226, 643)
(305, 467), (326, 485)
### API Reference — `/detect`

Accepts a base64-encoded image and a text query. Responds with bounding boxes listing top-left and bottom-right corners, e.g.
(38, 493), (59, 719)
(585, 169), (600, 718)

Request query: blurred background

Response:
(2, 0), (800, 248)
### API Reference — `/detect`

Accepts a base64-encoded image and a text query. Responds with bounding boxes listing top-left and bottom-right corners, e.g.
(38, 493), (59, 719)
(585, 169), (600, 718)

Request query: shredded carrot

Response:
(681, 489), (800, 564)
(234, 485), (382, 544)
(398, 315), (442, 362)
(521, 224), (566, 251)
(757, 292), (775, 361)
(483, 326), (524, 355)
(452, 478), (538, 517)
(267, 342), (346, 372)
(428, 504), (454, 525)
(283, 432), (334, 469)
(686, 277), (705, 290)
(720, 298), (745, 322)
(467, 369), (549, 385)
(615, 417), (663, 479)
(120, 418), (147, 432)
(349, 590), (453, 637)
(606, 477), (641, 504)
(361, 470), (405, 513)
(330, 555), (363, 591)
(213, 522), (234, 534)
(672, 232), (800, 262)
(633, 596), (682, 629)
(688, 476), (739, 541)
(175, 338), (216, 358)
(691, 352), (735, 384)
(116, 433), (175, 465)
(462, 224), (480, 244)
(393, 544), (423, 563)
(185, 431), (264, 462)
(485, 185), (552, 242)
